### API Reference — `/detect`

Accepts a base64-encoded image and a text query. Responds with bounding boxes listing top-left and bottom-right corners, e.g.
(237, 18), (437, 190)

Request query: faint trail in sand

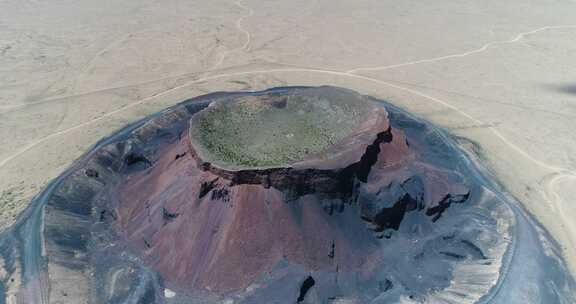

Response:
(3, 4), (255, 113)
(346, 25), (576, 74)
(70, 33), (134, 94)
(69, 21), (193, 95)
(212, 0), (254, 69)
(8, 24), (573, 110)
(543, 173), (576, 210)
(2, 64), (574, 178)
(541, 172), (576, 251)
(2, 24), (576, 183)
(234, 0), (253, 51)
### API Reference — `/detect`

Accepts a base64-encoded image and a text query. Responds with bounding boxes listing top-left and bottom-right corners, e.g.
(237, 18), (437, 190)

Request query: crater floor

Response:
(189, 87), (380, 169)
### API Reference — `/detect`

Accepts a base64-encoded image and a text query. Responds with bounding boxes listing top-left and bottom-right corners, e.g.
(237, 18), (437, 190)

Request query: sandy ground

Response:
(1, 0), (576, 276)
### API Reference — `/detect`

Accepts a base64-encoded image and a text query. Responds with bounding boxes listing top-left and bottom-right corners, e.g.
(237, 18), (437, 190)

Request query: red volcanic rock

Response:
(112, 87), (469, 295)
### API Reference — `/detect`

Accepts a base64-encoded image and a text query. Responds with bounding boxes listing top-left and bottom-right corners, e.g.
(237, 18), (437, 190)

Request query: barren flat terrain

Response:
(1, 0), (576, 283)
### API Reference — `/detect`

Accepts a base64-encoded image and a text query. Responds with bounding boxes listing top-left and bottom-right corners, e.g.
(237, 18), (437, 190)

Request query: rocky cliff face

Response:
(188, 126), (393, 199)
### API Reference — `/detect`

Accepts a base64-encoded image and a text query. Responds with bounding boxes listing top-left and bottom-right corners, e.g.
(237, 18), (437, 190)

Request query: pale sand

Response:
(1, 0), (576, 277)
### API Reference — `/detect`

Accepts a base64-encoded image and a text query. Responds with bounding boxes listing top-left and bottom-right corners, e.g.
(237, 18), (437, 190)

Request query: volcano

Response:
(112, 87), (469, 294)
(33, 86), (572, 304)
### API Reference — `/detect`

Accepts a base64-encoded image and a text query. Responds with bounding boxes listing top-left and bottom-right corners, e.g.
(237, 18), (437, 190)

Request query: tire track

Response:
(346, 25), (576, 74)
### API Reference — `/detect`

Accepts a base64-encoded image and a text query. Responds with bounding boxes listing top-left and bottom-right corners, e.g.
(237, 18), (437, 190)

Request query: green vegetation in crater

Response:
(190, 90), (372, 169)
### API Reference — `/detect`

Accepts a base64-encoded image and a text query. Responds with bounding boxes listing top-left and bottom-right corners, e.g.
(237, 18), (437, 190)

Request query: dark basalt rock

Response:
(162, 208), (179, 222)
(297, 276), (315, 302)
(85, 168), (99, 178)
(3, 86), (574, 304)
(123, 153), (152, 171)
(426, 192), (470, 222)
(199, 177), (219, 199)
